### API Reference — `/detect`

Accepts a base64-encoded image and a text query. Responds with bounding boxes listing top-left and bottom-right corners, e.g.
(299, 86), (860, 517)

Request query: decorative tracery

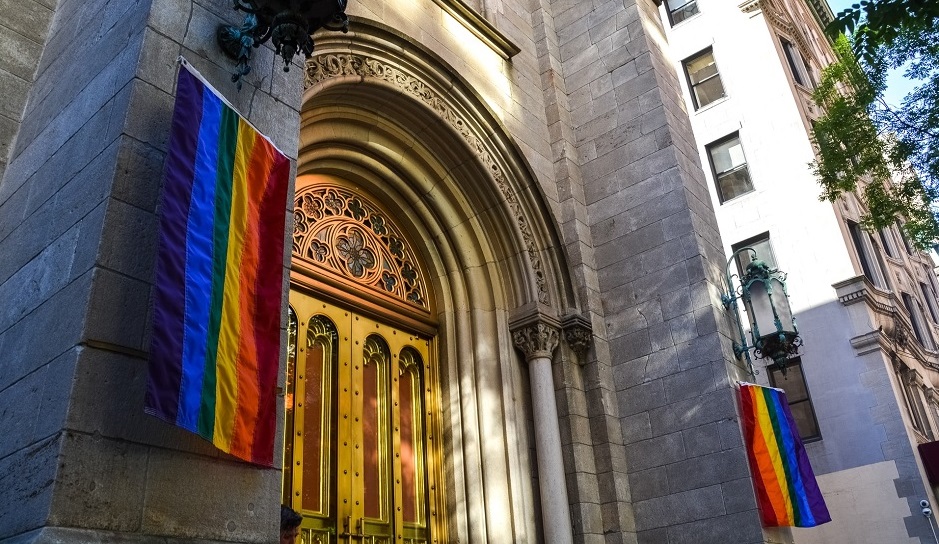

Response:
(293, 183), (428, 309)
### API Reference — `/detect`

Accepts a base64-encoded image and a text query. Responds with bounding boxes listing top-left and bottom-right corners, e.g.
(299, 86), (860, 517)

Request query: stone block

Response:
(721, 477), (758, 515)
(46, 432), (148, 533)
(617, 403), (652, 442)
(111, 136), (166, 213)
(628, 466), (669, 501)
(624, 430), (684, 471)
(83, 267), (150, 351)
(0, 70), (29, 119)
(632, 484), (724, 531)
(662, 363), (723, 404)
(680, 421), (722, 458)
(665, 448), (750, 494)
(618, 379), (666, 418)
(665, 510), (764, 544)
(0, 225), (80, 333)
(97, 198), (158, 282)
(0, 347), (76, 460)
(141, 446), (280, 542)
(0, 25), (44, 81)
(0, 435), (60, 538)
(648, 388), (737, 437)
(0, 269), (91, 392)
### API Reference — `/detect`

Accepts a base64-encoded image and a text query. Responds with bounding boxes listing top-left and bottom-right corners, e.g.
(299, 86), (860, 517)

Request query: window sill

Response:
(668, 11), (703, 30)
(718, 189), (756, 206)
(693, 96), (730, 114)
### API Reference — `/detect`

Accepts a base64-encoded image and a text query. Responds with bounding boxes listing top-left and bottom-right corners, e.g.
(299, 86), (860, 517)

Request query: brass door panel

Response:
(285, 293), (444, 544)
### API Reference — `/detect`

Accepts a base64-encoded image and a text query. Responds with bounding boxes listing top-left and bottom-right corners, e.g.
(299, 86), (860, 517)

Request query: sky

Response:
(826, 0), (918, 106)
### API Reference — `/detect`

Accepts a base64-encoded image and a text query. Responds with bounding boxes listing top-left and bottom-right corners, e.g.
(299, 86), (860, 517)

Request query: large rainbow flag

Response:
(146, 61), (290, 466)
(739, 383), (830, 527)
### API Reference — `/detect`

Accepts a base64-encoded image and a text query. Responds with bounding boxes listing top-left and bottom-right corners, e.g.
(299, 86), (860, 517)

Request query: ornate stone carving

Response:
(561, 313), (593, 359)
(512, 322), (560, 361)
(306, 53), (550, 305)
(293, 183), (429, 309)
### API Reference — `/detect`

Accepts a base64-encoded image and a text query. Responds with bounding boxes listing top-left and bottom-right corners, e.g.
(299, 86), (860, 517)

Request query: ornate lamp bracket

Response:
(510, 305), (561, 362)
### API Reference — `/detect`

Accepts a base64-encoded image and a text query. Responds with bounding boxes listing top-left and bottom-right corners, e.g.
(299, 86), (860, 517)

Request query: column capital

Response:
(561, 312), (593, 360)
(509, 304), (561, 362)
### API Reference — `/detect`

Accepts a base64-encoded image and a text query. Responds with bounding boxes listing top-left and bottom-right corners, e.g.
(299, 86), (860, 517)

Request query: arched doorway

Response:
(286, 18), (586, 543)
(283, 177), (446, 544)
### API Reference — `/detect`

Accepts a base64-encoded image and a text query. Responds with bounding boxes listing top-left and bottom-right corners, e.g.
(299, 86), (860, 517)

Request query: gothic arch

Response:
(295, 18), (583, 543)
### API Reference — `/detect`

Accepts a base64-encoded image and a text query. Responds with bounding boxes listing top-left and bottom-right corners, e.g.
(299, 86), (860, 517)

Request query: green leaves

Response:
(814, 1), (939, 249)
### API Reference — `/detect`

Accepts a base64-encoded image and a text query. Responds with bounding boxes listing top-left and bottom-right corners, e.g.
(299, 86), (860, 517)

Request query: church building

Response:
(0, 0), (882, 543)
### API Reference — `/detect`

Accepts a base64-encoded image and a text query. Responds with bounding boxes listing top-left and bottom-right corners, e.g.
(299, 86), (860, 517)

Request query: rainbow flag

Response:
(145, 62), (290, 466)
(739, 383), (830, 527)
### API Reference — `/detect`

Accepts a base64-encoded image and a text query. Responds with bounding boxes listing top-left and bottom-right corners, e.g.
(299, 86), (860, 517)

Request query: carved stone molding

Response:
(561, 312), (592, 360)
(738, 0), (812, 63)
(512, 322), (560, 361)
(305, 52), (550, 306)
(510, 305), (561, 361)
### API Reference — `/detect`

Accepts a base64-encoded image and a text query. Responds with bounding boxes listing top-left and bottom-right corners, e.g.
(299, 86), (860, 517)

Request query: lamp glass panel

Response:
(745, 280), (772, 337)
(769, 278), (794, 333)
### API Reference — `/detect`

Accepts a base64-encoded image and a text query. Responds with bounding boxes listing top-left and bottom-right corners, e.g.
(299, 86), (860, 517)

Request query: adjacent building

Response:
(658, 0), (939, 542)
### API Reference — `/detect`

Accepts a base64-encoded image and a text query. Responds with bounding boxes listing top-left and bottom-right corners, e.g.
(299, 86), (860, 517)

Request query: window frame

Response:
(665, 0), (700, 26)
(767, 357), (822, 442)
(682, 47), (726, 110)
(731, 232), (777, 279)
(920, 282), (939, 324)
(903, 291), (935, 350)
(706, 132), (754, 203)
(898, 366), (934, 440)
(780, 36), (813, 89)
(847, 220), (889, 289)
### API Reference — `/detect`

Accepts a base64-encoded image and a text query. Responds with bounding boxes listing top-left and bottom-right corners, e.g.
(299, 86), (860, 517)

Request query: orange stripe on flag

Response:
(230, 127), (274, 459)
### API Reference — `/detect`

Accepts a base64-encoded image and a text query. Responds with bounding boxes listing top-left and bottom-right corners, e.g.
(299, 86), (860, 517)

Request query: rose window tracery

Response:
(293, 183), (428, 310)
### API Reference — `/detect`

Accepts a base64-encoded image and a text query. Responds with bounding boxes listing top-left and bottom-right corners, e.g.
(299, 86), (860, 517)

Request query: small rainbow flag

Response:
(146, 61), (290, 466)
(739, 383), (830, 527)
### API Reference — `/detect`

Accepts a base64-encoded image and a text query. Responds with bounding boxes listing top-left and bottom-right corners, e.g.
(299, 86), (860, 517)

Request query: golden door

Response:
(284, 294), (438, 544)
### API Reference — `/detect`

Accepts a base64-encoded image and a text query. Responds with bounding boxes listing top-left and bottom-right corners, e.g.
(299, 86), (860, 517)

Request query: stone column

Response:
(511, 314), (573, 544)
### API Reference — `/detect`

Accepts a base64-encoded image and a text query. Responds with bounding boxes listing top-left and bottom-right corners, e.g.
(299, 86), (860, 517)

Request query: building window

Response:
(683, 48), (725, 110)
(732, 233), (777, 277)
(665, 0), (699, 26)
(897, 221), (914, 254)
(847, 220), (888, 289)
(707, 133), (753, 202)
(879, 227), (899, 259)
(898, 367), (934, 439)
(903, 292), (935, 350)
(921, 282), (939, 323)
(767, 358), (821, 441)
(780, 37), (813, 89)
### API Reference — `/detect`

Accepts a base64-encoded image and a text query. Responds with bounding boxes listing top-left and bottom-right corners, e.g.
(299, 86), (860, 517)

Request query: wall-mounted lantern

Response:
(218, 1), (349, 88)
(722, 248), (803, 375)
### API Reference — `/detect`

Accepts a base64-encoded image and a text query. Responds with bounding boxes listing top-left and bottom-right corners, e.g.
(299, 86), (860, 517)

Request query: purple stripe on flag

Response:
(782, 390), (831, 526)
(146, 69), (205, 422)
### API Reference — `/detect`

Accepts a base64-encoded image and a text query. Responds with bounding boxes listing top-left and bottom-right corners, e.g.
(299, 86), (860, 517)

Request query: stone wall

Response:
(0, 0), (55, 180)
(0, 0), (301, 541)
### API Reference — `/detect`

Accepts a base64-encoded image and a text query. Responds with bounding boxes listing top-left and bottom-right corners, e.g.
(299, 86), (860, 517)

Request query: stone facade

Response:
(0, 1), (793, 543)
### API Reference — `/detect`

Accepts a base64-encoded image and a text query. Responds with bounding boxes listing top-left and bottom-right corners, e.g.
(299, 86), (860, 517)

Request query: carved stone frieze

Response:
(306, 53), (550, 306)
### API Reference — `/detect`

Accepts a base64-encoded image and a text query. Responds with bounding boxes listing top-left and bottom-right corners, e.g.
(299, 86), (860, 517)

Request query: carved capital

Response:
(561, 312), (593, 361)
(509, 304), (561, 362)
(512, 322), (560, 361)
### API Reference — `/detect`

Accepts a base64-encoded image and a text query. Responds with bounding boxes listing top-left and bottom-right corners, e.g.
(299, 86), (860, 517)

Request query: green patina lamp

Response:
(218, 0), (349, 88)
(722, 248), (803, 375)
